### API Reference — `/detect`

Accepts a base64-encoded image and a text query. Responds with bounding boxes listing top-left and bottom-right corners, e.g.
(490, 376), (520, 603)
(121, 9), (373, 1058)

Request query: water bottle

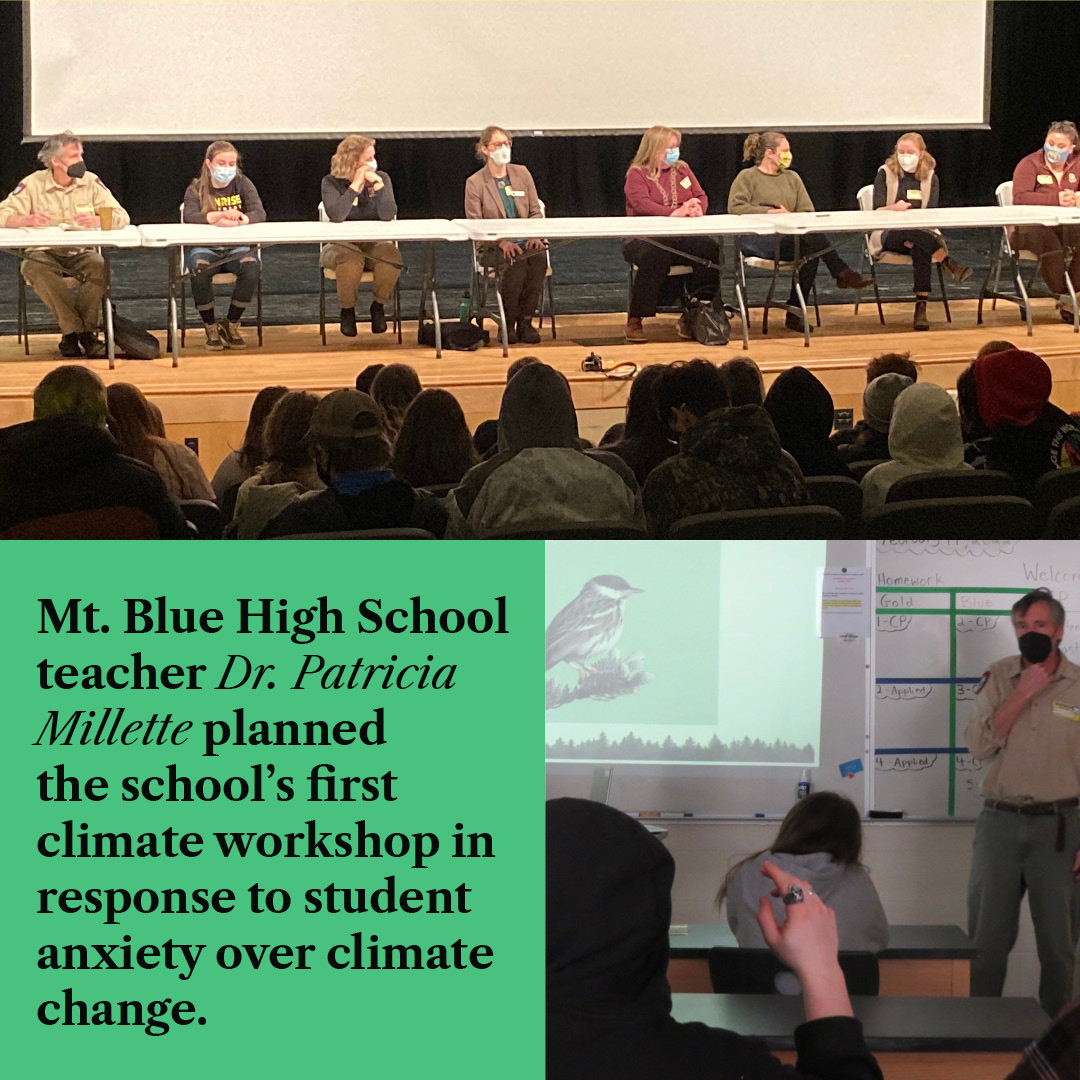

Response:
(796, 770), (811, 800)
(458, 292), (471, 324)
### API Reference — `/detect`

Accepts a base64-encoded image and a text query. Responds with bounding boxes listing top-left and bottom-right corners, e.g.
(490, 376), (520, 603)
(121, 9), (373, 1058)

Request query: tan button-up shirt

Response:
(964, 653), (1080, 802)
(0, 169), (130, 230)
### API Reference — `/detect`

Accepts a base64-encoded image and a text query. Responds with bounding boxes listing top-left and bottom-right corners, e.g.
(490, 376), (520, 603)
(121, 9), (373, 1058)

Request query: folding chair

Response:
(736, 238), (820, 348)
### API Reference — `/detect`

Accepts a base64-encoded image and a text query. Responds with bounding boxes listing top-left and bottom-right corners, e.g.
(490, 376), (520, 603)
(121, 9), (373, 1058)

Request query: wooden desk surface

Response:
(672, 994), (1046, 1052)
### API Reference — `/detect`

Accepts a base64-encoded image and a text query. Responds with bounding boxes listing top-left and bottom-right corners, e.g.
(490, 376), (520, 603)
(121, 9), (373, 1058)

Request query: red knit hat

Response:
(971, 349), (1052, 432)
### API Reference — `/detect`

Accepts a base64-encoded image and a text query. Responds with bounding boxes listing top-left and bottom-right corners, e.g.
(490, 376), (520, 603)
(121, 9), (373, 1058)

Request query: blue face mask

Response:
(1044, 144), (1070, 166)
(665, 148), (680, 166)
(211, 165), (237, 185)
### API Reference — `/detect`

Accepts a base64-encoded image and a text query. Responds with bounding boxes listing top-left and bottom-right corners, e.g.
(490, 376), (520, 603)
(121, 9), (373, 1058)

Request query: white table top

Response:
(0, 224), (143, 248)
(763, 205), (1062, 234)
(452, 214), (775, 241)
(136, 219), (471, 246)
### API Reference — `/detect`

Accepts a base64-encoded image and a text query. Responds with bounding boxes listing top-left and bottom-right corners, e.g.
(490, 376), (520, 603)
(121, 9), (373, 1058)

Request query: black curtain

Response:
(1, 3), (1077, 223)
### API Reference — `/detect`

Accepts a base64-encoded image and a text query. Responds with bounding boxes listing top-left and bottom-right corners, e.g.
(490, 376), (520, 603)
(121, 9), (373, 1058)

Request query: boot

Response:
(78, 332), (107, 358)
(913, 300), (930, 331)
(369, 302), (388, 335)
(219, 319), (247, 349)
(676, 313), (694, 341)
(785, 310), (812, 334)
(625, 317), (647, 344)
(516, 319), (540, 345)
(835, 267), (872, 290)
(941, 256), (972, 283)
(339, 307), (357, 337)
(204, 322), (225, 351)
(59, 332), (81, 358)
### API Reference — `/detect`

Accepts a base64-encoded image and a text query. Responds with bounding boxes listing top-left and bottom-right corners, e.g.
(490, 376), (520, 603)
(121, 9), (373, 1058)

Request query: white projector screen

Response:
(26, 0), (990, 139)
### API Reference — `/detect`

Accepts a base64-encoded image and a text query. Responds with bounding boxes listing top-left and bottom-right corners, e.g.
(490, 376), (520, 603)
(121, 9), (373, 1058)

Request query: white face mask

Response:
(367, 158), (378, 173)
(897, 153), (920, 173)
(490, 146), (512, 166)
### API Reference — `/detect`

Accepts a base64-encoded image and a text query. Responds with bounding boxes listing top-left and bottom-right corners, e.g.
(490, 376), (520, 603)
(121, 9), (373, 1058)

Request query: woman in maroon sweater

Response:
(1011, 120), (1080, 321)
(623, 126), (719, 344)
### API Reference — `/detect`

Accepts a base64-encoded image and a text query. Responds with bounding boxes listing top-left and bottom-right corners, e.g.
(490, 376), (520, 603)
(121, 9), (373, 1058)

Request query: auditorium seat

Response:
(482, 522), (647, 540)
(179, 499), (224, 540)
(862, 496), (1037, 539)
(885, 468), (1016, 503)
(0, 506), (160, 540)
(669, 505), (847, 539)
(1044, 495), (1080, 539)
(270, 528), (438, 539)
(708, 947), (879, 997)
(805, 475), (862, 522)
(847, 458), (888, 481)
(1031, 468), (1080, 524)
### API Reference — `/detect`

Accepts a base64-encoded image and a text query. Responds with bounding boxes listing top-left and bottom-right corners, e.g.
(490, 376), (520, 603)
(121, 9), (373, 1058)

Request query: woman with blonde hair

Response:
(181, 139), (266, 350)
(370, 363), (422, 445)
(320, 134), (402, 338)
(622, 125), (717, 344)
(464, 125), (547, 346)
(871, 132), (970, 331)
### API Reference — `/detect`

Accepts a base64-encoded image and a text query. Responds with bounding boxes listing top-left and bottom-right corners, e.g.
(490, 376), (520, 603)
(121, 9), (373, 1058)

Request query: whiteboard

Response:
(871, 541), (1080, 819)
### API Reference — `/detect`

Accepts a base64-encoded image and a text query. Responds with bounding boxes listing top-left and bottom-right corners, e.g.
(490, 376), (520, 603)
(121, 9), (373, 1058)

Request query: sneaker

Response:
(625, 317), (647, 344)
(369, 302), (388, 335)
(785, 310), (812, 334)
(913, 300), (930, 331)
(78, 332), (107, 358)
(516, 319), (541, 345)
(59, 332), (81, 358)
(835, 267), (872, 290)
(339, 307), (357, 337)
(676, 313), (694, 341)
(941, 256), (972, 284)
(204, 321), (226, 350)
(219, 319), (247, 349)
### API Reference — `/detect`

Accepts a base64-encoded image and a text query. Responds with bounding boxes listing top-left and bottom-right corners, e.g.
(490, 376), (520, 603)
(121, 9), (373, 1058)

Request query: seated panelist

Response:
(0, 130), (129, 359)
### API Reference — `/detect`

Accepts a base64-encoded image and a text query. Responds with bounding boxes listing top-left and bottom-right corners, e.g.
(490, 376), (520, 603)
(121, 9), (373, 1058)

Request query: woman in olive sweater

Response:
(729, 131), (869, 334)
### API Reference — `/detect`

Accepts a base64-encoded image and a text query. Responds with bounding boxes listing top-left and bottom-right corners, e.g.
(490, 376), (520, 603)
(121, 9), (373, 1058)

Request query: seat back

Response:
(1, 506), (160, 539)
(856, 184), (874, 212)
(482, 522), (647, 540)
(847, 458), (889, 481)
(1031, 467), (1080, 522)
(1045, 494), (1080, 539)
(179, 499), (224, 539)
(669, 505), (847, 539)
(885, 469), (1017, 503)
(805, 475), (862, 521)
(707, 947), (879, 996)
(270, 528), (437, 539)
(863, 496), (1036, 539)
(996, 181), (1013, 207)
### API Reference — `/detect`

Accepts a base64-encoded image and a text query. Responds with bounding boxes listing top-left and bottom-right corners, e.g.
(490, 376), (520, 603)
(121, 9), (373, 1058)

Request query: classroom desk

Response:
(672, 993), (1046, 1080)
(0, 224), (143, 368)
(668, 924), (976, 997)
(137, 220), (471, 366)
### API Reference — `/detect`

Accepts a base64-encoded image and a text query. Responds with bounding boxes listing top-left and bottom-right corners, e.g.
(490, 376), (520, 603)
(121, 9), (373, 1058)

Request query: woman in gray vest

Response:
(870, 133), (971, 331)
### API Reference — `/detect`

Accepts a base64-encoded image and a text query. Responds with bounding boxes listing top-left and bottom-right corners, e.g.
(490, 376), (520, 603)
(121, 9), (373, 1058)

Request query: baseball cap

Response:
(308, 389), (383, 440)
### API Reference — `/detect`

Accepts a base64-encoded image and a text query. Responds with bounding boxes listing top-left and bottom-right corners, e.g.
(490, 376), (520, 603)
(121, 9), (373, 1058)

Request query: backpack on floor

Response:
(111, 309), (161, 360)
(417, 317), (489, 352)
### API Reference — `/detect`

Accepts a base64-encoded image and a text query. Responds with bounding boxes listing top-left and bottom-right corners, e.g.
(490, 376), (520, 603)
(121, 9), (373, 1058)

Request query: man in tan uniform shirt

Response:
(0, 131), (129, 358)
(965, 588), (1080, 1016)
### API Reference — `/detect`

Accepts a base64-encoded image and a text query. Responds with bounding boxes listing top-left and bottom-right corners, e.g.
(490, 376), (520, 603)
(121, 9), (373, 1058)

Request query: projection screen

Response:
(25, 0), (991, 140)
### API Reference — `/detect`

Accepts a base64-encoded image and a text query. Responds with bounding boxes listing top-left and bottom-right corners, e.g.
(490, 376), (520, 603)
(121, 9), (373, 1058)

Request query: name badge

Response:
(906, 189), (922, 200)
(1037, 174), (1054, 185)
(680, 176), (693, 189)
(1070, 174), (1077, 184)
(1051, 700), (1080, 722)
(507, 189), (525, 198)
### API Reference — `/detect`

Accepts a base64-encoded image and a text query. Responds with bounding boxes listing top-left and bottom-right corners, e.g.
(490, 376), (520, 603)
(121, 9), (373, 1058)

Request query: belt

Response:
(984, 797), (1080, 851)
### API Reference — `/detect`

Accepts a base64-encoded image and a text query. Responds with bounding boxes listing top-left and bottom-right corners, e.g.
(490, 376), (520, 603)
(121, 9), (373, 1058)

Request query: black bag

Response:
(417, 318), (490, 352)
(111, 311), (161, 360)
(682, 295), (734, 346)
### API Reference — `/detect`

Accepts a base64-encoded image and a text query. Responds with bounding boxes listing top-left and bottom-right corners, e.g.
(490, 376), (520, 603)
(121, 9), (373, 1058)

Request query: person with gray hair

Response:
(0, 365), (187, 538)
(964, 588), (1080, 1017)
(0, 131), (129, 358)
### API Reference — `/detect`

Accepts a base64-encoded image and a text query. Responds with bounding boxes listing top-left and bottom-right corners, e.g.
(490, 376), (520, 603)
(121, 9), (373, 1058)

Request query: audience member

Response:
(831, 352), (918, 451)
(1003, 996), (1080, 1080)
(370, 362), (422, 444)
(472, 419), (499, 458)
(764, 366), (853, 478)
(976, 339), (1017, 359)
(838, 373), (913, 463)
(229, 391), (323, 540)
(861, 383), (970, 513)
(260, 389), (447, 538)
(106, 383), (215, 502)
(606, 364), (677, 488)
(447, 363), (643, 538)
(642, 359), (808, 537)
(0, 366), (188, 538)
(599, 422), (625, 447)
(211, 384), (288, 500)
(718, 357), (765, 407)
(0, 131), (129, 358)
(547, 797), (884, 1080)
(391, 388), (478, 490)
(969, 349), (1080, 490)
(355, 364), (385, 394)
(719, 792), (888, 953)
(507, 354), (542, 383)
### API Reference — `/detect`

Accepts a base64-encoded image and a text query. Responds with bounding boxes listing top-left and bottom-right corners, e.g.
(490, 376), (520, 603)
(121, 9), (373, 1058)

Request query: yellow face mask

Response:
(777, 150), (793, 171)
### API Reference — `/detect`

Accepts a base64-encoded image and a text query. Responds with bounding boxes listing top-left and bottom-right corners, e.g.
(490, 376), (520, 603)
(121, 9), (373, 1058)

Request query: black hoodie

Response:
(546, 798), (883, 1080)
(0, 416), (188, 538)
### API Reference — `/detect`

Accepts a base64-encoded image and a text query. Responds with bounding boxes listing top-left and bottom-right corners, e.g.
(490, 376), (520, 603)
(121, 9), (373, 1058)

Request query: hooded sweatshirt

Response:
(546, 798), (883, 1080)
(764, 367), (854, 478)
(861, 383), (970, 513)
(447, 364), (642, 538)
(0, 415), (189, 538)
(642, 404), (809, 538)
(973, 350), (1080, 491)
(725, 851), (889, 954)
(837, 374), (914, 464)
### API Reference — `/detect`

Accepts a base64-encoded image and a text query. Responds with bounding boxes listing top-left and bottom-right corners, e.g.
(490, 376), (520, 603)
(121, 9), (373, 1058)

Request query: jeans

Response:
(880, 228), (944, 294)
(185, 246), (259, 314)
(622, 236), (719, 318)
(740, 233), (847, 305)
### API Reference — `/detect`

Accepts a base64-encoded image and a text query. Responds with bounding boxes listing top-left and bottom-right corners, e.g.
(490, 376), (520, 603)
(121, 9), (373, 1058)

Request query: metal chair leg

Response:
(937, 262), (951, 323)
(793, 279), (811, 348)
(546, 276), (557, 339)
(871, 262), (885, 325)
(319, 271), (327, 346)
(394, 281), (403, 345)
(256, 268), (263, 346)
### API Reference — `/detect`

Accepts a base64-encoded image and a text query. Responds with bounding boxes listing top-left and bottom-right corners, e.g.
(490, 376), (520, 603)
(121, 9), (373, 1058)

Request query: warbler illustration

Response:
(545, 575), (644, 671)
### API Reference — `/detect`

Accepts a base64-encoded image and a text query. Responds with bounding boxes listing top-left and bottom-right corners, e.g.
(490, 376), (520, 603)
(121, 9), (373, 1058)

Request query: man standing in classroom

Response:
(965, 587), (1080, 1017)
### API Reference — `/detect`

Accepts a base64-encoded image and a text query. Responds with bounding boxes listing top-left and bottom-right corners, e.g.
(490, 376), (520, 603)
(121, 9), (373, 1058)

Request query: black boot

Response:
(59, 332), (81, 358)
(913, 300), (930, 331)
(339, 307), (357, 337)
(369, 302), (388, 335)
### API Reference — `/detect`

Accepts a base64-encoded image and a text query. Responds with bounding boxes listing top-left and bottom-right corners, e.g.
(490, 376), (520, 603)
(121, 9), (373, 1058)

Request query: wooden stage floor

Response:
(3, 299), (1080, 477)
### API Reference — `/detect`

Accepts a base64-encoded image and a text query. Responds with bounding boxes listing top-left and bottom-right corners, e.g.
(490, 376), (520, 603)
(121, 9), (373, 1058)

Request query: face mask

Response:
(367, 159), (378, 174)
(65, 160), (87, 179)
(490, 146), (511, 166)
(776, 150), (793, 171)
(1018, 631), (1054, 664)
(897, 153), (920, 173)
(211, 165), (237, 185)
(1044, 144), (1070, 166)
(665, 148), (681, 166)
